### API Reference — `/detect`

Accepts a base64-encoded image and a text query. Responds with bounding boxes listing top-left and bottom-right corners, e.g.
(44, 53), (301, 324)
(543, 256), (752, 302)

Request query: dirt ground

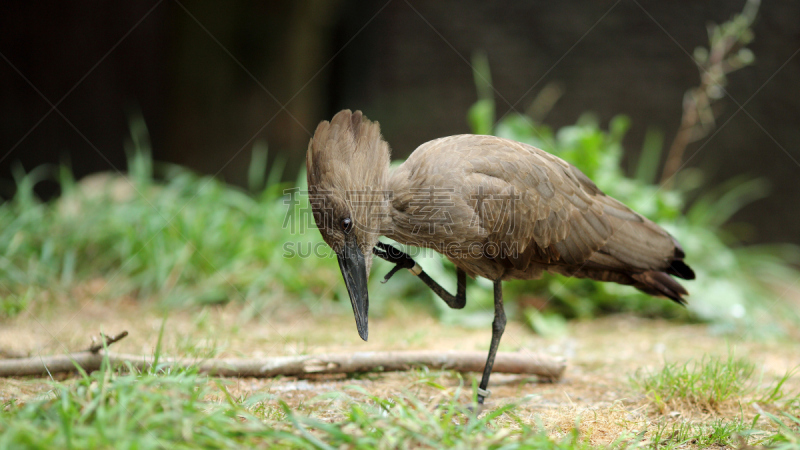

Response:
(1, 295), (798, 445)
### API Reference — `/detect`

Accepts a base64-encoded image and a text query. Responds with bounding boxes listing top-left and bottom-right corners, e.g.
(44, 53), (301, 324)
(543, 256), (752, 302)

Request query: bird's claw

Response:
(381, 265), (404, 283)
(373, 242), (417, 283)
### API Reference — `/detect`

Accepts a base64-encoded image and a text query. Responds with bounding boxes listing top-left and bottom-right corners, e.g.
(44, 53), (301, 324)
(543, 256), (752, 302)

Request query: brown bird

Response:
(306, 110), (695, 404)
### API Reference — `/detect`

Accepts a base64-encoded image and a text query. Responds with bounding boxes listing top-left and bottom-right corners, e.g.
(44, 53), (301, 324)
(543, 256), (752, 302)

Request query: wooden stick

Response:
(0, 351), (566, 380)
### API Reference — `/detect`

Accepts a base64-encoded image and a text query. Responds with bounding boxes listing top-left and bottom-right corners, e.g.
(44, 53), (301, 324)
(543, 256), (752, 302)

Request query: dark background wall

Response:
(1, 0), (798, 244)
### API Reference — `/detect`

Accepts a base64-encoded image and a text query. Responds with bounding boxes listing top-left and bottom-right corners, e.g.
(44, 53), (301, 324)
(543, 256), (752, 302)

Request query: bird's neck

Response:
(383, 164), (418, 245)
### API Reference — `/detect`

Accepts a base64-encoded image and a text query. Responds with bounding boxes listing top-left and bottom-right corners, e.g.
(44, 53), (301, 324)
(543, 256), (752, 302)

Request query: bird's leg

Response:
(372, 242), (466, 309)
(477, 281), (506, 405)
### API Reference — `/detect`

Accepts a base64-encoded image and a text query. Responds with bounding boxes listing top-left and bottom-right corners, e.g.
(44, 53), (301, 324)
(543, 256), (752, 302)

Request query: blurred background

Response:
(1, 0), (799, 332)
(2, 0), (799, 244)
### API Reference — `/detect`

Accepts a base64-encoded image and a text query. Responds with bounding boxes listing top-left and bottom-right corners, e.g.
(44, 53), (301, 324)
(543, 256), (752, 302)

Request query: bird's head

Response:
(306, 110), (391, 341)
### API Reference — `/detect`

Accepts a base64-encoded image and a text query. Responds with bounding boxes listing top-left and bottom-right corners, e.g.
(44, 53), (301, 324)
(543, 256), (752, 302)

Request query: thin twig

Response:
(88, 331), (129, 354)
(660, 0), (759, 186)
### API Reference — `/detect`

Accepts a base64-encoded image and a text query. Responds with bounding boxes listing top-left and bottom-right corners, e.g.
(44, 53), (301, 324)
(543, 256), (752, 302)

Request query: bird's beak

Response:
(337, 237), (369, 341)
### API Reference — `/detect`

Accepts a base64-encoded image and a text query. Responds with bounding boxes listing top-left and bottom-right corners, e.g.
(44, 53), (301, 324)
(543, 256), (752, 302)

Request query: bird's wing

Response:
(391, 134), (693, 303)
(448, 135), (679, 274)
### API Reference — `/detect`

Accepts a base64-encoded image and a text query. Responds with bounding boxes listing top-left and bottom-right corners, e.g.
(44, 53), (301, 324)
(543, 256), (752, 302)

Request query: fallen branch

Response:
(0, 350), (566, 380)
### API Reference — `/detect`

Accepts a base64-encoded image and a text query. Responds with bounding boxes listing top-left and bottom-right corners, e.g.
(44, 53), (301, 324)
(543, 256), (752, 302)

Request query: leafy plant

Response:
(0, 119), (347, 317)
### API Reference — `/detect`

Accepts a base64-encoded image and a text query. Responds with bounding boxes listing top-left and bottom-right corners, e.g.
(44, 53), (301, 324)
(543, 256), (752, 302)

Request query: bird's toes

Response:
(381, 264), (405, 283)
(432, 401), (485, 418)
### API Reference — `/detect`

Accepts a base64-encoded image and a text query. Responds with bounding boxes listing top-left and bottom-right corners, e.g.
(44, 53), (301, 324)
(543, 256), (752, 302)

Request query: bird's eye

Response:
(341, 217), (353, 233)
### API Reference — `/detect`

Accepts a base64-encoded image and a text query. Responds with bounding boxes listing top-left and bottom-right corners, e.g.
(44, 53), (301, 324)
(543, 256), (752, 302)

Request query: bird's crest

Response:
(306, 110), (391, 254)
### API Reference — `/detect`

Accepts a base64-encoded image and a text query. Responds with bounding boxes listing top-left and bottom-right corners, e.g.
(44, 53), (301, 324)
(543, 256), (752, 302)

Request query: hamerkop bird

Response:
(306, 110), (695, 404)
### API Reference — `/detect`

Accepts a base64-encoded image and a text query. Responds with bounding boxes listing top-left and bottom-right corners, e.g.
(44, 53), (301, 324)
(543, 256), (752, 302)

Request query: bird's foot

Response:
(463, 402), (486, 416)
(458, 387), (490, 415)
(372, 242), (420, 283)
(432, 399), (485, 417)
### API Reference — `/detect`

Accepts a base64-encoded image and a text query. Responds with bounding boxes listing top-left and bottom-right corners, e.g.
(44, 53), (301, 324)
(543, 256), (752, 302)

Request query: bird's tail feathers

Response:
(631, 270), (689, 305)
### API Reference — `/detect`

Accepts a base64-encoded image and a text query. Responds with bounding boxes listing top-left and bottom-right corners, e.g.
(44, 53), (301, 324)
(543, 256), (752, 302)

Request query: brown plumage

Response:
(307, 110), (695, 403)
(388, 133), (694, 302)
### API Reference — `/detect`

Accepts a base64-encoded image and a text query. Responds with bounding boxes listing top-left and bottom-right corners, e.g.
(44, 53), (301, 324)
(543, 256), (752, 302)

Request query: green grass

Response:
(633, 352), (800, 415)
(632, 354), (757, 412)
(763, 412), (800, 449)
(0, 127), (372, 321)
(0, 359), (605, 450)
(0, 364), (292, 449)
(644, 413), (800, 449)
(0, 143), (328, 311)
(2, 357), (797, 449)
(630, 355), (800, 449)
(646, 416), (759, 449)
